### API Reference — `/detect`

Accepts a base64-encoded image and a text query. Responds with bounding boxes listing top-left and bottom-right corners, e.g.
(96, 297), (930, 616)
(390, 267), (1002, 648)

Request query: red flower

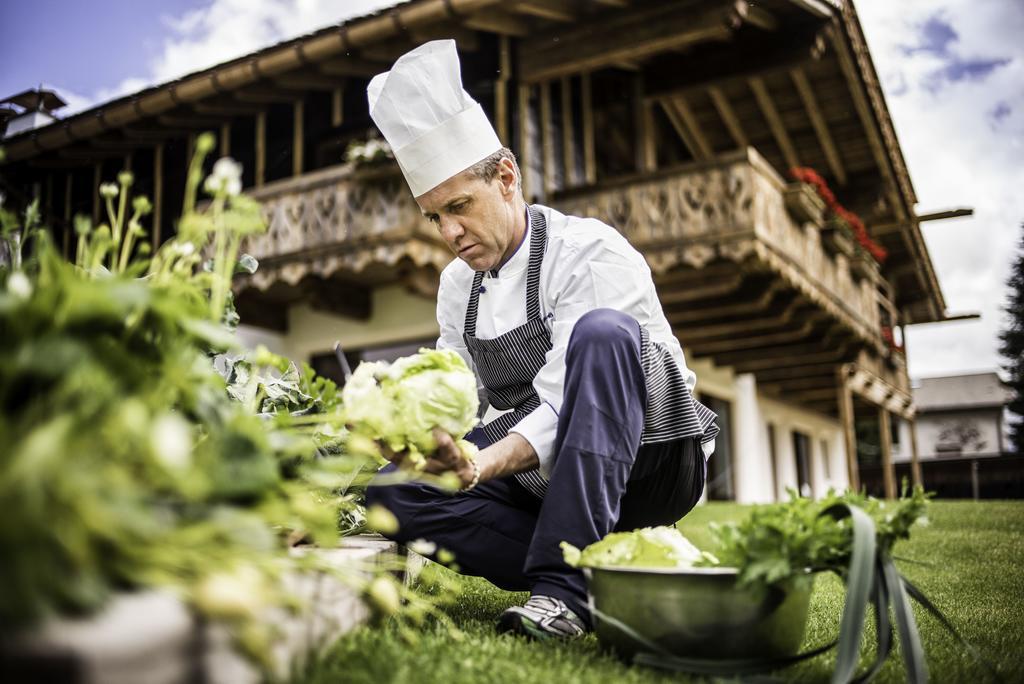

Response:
(789, 167), (887, 265)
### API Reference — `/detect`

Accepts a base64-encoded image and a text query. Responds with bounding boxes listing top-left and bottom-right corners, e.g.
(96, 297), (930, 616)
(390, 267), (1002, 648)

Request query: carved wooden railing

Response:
(238, 163), (450, 291)
(554, 147), (893, 351)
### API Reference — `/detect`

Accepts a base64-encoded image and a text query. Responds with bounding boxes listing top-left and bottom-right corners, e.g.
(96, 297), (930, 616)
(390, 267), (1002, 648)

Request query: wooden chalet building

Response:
(0, 0), (953, 502)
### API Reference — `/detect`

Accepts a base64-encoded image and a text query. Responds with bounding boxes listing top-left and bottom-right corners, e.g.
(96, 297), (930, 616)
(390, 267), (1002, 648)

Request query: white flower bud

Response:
(408, 538), (437, 556)
(151, 412), (192, 471)
(7, 271), (32, 300)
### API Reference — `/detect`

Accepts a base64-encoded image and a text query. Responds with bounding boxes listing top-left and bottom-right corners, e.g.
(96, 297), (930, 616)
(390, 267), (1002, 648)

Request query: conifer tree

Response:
(998, 222), (1024, 454)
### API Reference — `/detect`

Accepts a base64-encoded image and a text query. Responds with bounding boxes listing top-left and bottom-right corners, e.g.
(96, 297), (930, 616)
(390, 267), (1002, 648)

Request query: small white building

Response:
(896, 372), (1012, 462)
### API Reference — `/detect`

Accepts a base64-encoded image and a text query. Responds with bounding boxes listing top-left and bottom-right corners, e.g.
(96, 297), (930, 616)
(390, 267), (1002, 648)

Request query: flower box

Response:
(783, 183), (826, 225)
(821, 224), (855, 260)
(850, 251), (880, 283)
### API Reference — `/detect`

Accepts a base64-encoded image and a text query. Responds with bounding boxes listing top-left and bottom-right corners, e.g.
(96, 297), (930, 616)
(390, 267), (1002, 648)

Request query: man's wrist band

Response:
(465, 458), (480, 491)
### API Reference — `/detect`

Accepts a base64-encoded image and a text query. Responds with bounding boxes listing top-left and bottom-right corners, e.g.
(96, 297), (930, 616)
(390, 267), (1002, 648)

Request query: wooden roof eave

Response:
(832, 3), (946, 322)
(0, 0), (505, 164)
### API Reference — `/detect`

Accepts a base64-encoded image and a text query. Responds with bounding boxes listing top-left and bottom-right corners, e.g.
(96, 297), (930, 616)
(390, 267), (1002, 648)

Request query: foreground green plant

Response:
(0, 133), (455, 669)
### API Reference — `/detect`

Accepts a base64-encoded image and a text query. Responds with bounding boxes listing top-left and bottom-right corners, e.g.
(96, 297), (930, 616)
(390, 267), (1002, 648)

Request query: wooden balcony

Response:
(231, 163), (449, 330)
(553, 147), (910, 417)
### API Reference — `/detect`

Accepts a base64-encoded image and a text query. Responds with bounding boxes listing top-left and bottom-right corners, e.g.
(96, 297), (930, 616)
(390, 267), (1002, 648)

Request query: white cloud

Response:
(63, 0), (399, 115)
(856, 0), (1024, 379)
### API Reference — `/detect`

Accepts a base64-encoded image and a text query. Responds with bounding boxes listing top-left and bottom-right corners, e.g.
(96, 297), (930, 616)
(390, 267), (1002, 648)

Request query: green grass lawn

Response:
(300, 501), (1023, 684)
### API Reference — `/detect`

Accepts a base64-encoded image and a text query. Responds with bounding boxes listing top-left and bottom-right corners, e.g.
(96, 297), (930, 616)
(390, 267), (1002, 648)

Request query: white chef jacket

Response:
(436, 204), (713, 477)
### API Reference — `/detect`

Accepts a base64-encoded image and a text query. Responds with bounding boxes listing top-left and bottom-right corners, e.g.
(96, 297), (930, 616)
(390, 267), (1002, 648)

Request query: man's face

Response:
(416, 158), (521, 272)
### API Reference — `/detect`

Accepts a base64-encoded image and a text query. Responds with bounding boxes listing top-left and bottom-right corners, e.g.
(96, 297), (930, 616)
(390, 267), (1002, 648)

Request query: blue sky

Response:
(2, 0), (1022, 381)
(0, 0), (207, 98)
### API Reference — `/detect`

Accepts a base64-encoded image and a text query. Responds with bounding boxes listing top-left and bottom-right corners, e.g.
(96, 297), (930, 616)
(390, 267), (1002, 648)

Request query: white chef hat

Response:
(367, 40), (502, 197)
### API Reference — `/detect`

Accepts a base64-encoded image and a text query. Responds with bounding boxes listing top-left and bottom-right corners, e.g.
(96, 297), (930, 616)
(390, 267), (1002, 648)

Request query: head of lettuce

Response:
(342, 348), (480, 468)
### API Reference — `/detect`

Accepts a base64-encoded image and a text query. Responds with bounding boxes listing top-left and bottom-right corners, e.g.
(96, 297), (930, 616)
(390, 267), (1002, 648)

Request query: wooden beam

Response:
(749, 76), (799, 171)
(791, 67), (846, 184)
(332, 85), (345, 128)
(661, 274), (744, 304)
(640, 101), (658, 173)
(519, 1), (742, 82)
(59, 147), (124, 161)
(756, 362), (841, 382)
(665, 281), (785, 324)
(581, 71), (596, 185)
(157, 113), (223, 129)
(560, 76), (576, 186)
(658, 99), (703, 161)
(88, 137), (143, 152)
(495, 36), (511, 144)
(122, 126), (191, 142)
(234, 86), (293, 104)
(27, 158), (93, 169)
(464, 9), (532, 37)
(733, 348), (850, 373)
(908, 417), (923, 488)
(540, 80), (554, 197)
(407, 25), (480, 52)
(220, 122), (231, 158)
(293, 99), (304, 177)
(643, 27), (827, 100)
(513, 0), (576, 22)
(745, 6), (779, 31)
(193, 100), (261, 117)
(671, 95), (713, 160)
(765, 375), (840, 392)
(688, 320), (816, 355)
(672, 301), (809, 340)
(628, 75), (653, 173)
(317, 57), (388, 78)
(837, 365), (860, 491)
(274, 73), (340, 91)
(828, 29), (902, 201)
(517, 84), (532, 200)
(153, 143), (163, 248)
(255, 111), (266, 188)
(707, 86), (748, 150)
(878, 406), (896, 499)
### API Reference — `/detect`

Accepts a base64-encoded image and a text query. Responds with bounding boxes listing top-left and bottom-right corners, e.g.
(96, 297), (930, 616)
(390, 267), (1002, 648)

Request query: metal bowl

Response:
(584, 566), (816, 661)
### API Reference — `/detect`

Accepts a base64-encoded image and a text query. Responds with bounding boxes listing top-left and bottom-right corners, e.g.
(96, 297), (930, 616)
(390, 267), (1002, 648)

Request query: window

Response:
(700, 393), (734, 501)
(793, 430), (812, 497)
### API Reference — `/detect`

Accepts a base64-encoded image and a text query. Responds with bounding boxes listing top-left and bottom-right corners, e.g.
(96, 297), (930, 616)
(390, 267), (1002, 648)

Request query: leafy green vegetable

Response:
(342, 347), (479, 467)
(703, 485), (931, 588)
(561, 527), (717, 569)
(560, 486), (930, 590)
(0, 135), (386, 666)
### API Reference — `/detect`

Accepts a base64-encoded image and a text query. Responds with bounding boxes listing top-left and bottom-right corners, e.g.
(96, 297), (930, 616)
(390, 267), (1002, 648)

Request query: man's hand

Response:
(423, 428), (477, 489)
(379, 429), (541, 490)
(378, 429), (476, 489)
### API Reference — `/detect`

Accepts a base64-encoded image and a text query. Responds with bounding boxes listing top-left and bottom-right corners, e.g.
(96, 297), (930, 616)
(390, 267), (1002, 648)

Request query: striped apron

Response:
(463, 205), (718, 499)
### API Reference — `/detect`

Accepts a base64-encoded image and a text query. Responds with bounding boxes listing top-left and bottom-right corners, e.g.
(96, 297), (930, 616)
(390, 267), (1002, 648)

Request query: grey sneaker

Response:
(497, 595), (588, 640)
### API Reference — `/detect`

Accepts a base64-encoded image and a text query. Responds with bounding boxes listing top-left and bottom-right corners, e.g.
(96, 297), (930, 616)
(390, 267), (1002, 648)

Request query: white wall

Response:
(761, 395), (850, 498)
(901, 408), (1005, 460)
(280, 284), (439, 362)
(688, 357), (850, 504)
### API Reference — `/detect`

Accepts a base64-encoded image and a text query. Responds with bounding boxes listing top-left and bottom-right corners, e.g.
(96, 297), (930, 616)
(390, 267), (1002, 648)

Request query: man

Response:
(364, 40), (718, 640)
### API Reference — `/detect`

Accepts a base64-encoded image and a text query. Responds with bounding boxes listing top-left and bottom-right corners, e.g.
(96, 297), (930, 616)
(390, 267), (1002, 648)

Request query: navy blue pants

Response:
(365, 309), (707, 625)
